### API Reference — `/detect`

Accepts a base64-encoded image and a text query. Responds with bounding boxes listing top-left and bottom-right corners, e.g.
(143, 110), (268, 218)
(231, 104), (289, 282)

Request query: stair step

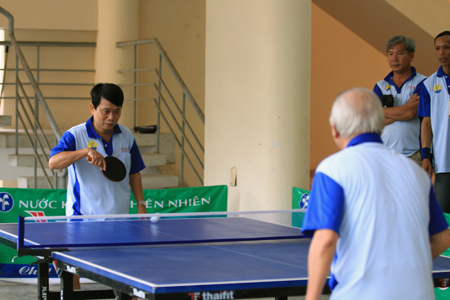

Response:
(134, 133), (176, 163)
(0, 116), (11, 128)
(141, 153), (166, 167)
(141, 174), (179, 189)
(17, 174), (179, 189)
(0, 131), (57, 148)
(17, 176), (56, 189)
(8, 154), (50, 168)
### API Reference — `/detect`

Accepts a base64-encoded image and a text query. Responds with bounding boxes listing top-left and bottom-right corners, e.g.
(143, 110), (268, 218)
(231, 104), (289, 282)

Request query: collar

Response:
(383, 66), (417, 82)
(383, 67), (417, 92)
(346, 133), (383, 148)
(437, 66), (446, 77)
(86, 117), (122, 139)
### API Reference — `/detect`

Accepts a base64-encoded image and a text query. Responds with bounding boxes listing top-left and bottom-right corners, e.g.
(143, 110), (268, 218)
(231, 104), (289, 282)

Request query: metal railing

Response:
(0, 8), (203, 188)
(117, 39), (205, 186)
(0, 7), (95, 188)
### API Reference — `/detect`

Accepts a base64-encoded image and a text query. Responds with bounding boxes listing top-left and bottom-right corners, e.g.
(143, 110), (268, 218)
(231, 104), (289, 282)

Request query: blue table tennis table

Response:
(1, 213), (450, 300)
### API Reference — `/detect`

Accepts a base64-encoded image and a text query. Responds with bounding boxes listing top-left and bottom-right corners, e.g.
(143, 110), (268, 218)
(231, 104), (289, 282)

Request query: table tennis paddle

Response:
(87, 155), (127, 182)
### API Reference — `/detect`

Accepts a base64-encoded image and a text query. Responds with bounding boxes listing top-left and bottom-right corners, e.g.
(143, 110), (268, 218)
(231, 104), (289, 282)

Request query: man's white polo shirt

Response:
(302, 133), (447, 300)
(418, 66), (450, 173)
(373, 67), (426, 156)
(50, 117), (145, 216)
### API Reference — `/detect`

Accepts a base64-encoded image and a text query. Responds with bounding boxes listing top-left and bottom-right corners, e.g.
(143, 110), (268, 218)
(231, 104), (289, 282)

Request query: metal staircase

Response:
(0, 7), (204, 189)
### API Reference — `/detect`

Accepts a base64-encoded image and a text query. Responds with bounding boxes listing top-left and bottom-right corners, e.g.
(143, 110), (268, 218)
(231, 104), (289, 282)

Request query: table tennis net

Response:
(16, 210), (306, 250)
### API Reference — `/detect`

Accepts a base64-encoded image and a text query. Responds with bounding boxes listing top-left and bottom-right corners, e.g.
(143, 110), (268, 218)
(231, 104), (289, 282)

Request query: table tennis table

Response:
(1, 212), (450, 300)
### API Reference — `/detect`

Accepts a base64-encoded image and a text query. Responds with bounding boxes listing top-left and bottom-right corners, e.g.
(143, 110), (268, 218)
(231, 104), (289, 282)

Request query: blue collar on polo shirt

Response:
(384, 67), (417, 93)
(347, 133), (383, 148)
(437, 66), (445, 77)
(436, 66), (450, 95)
(86, 117), (122, 139)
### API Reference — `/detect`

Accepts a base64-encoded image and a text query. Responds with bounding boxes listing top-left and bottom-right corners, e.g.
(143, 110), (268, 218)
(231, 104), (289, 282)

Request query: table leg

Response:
(37, 262), (50, 300)
(60, 271), (74, 300)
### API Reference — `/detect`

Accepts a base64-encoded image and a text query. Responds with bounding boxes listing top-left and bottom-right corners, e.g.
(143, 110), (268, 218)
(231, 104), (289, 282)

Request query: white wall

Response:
(205, 0), (311, 212)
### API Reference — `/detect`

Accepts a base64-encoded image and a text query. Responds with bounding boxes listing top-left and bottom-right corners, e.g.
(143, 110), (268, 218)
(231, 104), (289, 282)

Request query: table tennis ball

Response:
(151, 214), (160, 223)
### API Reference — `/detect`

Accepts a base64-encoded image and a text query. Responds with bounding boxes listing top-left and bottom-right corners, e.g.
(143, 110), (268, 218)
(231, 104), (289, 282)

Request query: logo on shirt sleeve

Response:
(385, 84), (390, 91)
(434, 84), (442, 94)
(87, 140), (98, 150)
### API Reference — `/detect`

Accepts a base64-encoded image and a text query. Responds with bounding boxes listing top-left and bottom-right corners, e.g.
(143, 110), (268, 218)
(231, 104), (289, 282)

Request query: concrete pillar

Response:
(205, 0), (311, 212)
(96, 0), (139, 127)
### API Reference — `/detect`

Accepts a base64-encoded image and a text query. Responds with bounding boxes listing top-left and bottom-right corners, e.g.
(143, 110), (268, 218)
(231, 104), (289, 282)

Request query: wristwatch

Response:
(137, 200), (146, 206)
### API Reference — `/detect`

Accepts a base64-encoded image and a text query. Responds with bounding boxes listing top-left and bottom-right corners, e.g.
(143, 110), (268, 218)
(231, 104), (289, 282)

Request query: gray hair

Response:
(386, 35), (416, 53)
(329, 88), (384, 138)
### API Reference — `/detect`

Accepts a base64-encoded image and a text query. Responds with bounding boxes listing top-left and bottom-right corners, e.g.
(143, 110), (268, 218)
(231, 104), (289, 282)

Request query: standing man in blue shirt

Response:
(373, 35), (426, 165)
(303, 88), (450, 300)
(418, 31), (450, 213)
(49, 83), (147, 216)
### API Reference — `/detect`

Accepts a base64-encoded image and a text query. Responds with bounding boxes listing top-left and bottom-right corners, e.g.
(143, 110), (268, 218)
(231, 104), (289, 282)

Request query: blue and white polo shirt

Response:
(50, 117), (145, 216)
(418, 66), (450, 173)
(302, 133), (447, 300)
(373, 67), (426, 156)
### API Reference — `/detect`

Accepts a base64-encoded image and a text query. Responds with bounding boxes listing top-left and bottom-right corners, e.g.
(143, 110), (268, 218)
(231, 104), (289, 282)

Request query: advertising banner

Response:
(0, 185), (227, 280)
(292, 187), (309, 228)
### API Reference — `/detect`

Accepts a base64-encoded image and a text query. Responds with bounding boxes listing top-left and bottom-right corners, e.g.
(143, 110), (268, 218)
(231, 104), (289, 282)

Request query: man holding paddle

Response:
(49, 83), (147, 216)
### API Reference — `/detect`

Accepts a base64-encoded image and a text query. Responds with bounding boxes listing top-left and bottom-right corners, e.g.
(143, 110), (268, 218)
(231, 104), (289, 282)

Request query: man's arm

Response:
(430, 229), (450, 259)
(49, 148), (106, 170)
(421, 116), (433, 177)
(305, 229), (338, 300)
(383, 93), (420, 123)
(129, 172), (147, 214)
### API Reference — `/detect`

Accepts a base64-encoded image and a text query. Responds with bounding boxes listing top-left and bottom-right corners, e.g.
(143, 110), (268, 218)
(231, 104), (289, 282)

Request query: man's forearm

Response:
(306, 229), (338, 300)
(48, 148), (89, 170)
(421, 117), (432, 149)
(383, 101), (418, 121)
(129, 172), (146, 213)
(383, 117), (396, 126)
(430, 229), (450, 259)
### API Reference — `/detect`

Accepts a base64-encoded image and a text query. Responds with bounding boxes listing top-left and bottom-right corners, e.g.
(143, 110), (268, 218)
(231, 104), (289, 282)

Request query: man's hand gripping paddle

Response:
(87, 155), (127, 182)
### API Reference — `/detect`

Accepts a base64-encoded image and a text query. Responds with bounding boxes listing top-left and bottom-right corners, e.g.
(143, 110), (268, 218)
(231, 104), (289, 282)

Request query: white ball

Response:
(151, 215), (160, 223)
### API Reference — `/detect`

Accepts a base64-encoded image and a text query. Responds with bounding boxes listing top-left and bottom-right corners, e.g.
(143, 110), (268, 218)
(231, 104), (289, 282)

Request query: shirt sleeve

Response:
(49, 131), (76, 159)
(302, 172), (345, 237)
(413, 79), (425, 95)
(129, 140), (146, 174)
(429, 186), (449, 236)
(417, 84), (431, 117)
(373, 83), (383, 101)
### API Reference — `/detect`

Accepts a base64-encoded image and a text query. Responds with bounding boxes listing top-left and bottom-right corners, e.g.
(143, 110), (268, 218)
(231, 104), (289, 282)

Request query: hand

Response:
(86, 149), (106, 171)
(407, 93), (420, 104)
(137, 205), (147, 214)
(422, 158), (433, 178)
(137, 204), (147, 220)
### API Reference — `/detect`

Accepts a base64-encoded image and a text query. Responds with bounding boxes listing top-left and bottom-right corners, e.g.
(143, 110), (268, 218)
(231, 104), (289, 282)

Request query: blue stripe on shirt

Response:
(302, 172), (345, 237)
(129, 140), (145, 174)
(418, 84), (431, 117)
(50, 131), (76, 158)
(429, 187), (449, 235)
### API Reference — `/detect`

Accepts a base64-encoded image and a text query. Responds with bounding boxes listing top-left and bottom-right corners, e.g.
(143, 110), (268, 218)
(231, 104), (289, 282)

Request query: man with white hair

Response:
(302, 88), (450, 300)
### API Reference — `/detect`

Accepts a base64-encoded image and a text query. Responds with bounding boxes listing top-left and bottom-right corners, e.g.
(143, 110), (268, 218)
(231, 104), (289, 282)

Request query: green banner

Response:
(292, 187), (309, 228)
(0, 185), (227, 279)
(130, 185), (227, 214)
